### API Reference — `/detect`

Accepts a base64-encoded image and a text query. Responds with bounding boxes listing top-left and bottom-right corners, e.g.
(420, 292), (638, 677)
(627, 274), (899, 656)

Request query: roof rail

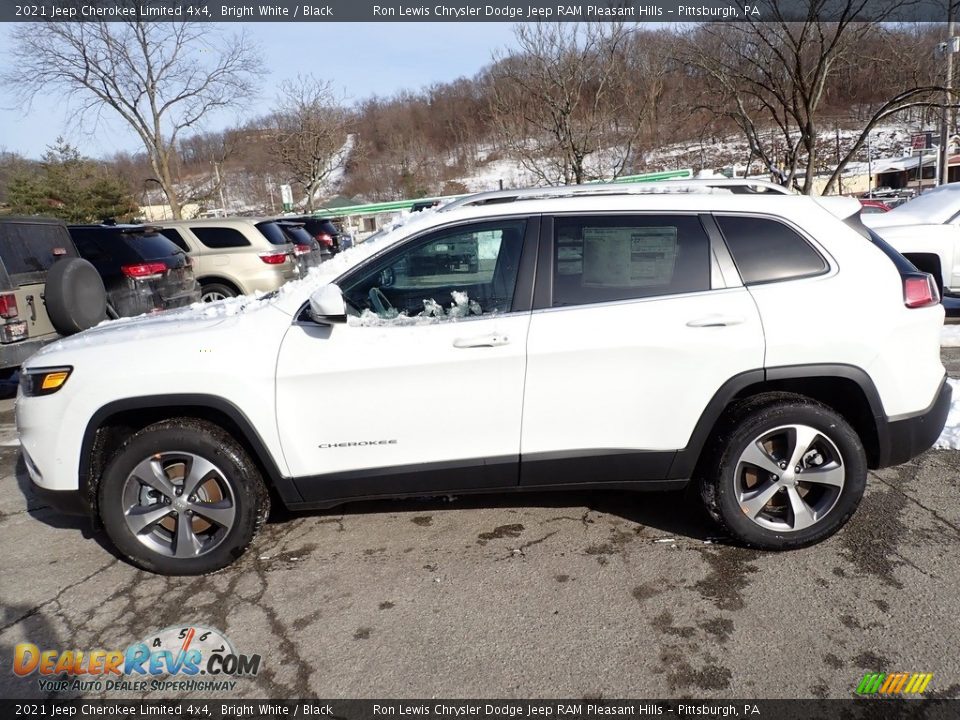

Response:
(440, 178), (792, 211)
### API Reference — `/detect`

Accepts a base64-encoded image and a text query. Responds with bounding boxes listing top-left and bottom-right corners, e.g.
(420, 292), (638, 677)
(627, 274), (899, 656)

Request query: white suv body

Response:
(17, 189), (950, 574)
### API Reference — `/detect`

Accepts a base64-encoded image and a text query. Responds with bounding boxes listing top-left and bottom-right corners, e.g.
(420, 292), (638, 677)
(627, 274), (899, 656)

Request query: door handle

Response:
(686, 315), (745, 328)
(453, 334), (510, 348)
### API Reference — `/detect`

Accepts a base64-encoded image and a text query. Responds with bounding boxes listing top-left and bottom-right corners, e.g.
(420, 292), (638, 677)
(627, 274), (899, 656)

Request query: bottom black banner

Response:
(0, 699), (955, 720)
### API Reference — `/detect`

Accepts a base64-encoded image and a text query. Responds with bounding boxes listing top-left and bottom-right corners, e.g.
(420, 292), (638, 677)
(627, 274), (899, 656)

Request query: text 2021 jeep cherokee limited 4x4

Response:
(17, 182), (951, 575)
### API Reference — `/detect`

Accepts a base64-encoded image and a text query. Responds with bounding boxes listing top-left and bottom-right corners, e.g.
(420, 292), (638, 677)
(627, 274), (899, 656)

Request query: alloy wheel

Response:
(121, 452), (237, 559)
(734, 424), (845, 533)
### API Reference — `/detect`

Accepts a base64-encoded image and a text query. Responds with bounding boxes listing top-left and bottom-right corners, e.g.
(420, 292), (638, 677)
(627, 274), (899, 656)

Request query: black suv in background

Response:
(287, 216), (344, 254)
(68, 225), (200, 317)
(275, 220), (329, 274)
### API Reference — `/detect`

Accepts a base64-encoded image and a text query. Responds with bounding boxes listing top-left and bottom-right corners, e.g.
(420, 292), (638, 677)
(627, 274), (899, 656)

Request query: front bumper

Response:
(877, 375), (952, 468)
(30, 480), (89, 515)
(21, 445), (89, 515)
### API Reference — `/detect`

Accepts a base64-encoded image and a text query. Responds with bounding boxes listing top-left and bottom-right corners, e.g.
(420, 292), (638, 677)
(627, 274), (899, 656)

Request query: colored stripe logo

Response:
(856, 672), (933, 695)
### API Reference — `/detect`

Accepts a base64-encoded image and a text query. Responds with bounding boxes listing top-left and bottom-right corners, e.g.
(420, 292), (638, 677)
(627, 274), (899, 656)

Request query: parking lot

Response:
(1, 354), (959, 700)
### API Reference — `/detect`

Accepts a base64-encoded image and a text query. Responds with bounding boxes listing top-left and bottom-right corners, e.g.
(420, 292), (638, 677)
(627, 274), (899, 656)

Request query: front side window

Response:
(341, 220), (526, 321)
(552, 215), (710, 307)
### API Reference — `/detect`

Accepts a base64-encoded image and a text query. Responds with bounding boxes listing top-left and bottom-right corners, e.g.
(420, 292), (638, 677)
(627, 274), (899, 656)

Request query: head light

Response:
(21, 367), (72, 396)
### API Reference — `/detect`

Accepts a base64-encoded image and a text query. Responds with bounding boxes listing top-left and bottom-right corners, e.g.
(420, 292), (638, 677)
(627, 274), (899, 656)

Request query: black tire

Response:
(98, 419), (269, 575)
(199, 282), (237, 302)
(699, 393), (866, 550)
(44, 257), (107, 334)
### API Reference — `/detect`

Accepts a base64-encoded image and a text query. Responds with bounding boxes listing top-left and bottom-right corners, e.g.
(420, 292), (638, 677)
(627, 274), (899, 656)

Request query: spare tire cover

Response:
(44, 257), (107, 335)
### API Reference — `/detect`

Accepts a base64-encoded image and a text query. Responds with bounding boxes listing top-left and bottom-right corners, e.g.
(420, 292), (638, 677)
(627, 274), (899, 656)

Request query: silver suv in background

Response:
(156, 218), (299, 301)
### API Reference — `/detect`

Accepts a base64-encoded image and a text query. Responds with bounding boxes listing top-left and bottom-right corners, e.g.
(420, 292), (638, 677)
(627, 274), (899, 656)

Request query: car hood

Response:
(23, 298), (277, 368)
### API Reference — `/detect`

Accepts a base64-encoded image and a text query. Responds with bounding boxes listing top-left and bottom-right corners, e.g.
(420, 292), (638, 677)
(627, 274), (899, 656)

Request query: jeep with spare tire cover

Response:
(0, 217), (109, 371)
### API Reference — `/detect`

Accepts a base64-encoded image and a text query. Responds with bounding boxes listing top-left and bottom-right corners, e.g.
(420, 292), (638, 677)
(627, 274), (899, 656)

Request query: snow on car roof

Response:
(865, 183), (960, 227)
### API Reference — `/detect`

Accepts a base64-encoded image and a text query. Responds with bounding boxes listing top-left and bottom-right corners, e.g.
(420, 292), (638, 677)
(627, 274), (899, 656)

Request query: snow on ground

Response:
(941, 324), (960, 347)
(934, 378), (960, 449)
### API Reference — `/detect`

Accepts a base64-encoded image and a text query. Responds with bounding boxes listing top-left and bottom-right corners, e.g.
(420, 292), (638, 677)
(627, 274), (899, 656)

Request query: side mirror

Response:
(308, 283), (347, 324)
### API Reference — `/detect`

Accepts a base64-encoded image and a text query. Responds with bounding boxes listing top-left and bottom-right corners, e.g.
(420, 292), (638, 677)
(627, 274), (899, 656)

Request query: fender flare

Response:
(79, 394), (302, 509)
(668, 364), (885, 479)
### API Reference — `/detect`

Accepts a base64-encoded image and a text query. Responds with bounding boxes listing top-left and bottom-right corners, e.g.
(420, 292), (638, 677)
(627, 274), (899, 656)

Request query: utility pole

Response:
(940, 6), (956, 186)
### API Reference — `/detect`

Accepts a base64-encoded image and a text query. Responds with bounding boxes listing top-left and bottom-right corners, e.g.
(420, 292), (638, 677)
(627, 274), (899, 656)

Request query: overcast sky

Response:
(0, 22), (519, 160)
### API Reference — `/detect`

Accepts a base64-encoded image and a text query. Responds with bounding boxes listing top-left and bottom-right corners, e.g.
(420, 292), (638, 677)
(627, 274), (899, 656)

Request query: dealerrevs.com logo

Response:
(12, 625), (261, 693)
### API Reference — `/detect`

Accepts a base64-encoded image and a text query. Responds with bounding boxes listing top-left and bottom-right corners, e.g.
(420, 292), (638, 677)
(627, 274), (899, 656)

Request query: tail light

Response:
(903, 273), (940, 308)
(122, 262), (167, 279)
(0, 293), (18, 319)
(316, 232), (334, 248)
(259, 251), (289, 265)
(293, 243), (312, 256)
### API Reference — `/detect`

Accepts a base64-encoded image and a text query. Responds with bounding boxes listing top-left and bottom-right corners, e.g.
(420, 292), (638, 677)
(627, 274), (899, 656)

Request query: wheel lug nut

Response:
(772, 475), (779, 481)
(779, 462), (787, 469)
(175, 489), (182, 496)
(795, 466), (801, 473)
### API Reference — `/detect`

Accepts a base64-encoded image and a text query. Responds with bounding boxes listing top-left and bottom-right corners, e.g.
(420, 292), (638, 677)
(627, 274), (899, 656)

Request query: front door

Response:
(275, 217), (537, 504)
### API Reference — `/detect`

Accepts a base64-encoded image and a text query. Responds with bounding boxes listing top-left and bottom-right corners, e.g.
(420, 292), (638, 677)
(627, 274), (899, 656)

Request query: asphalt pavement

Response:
(1, 355), (959, 700)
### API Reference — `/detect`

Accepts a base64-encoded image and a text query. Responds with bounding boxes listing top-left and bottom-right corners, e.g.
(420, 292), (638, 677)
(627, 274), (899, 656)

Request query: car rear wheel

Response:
(98, 419), (269, 575)
(200, 282), (237, 302)
(700, 394), (866, 550)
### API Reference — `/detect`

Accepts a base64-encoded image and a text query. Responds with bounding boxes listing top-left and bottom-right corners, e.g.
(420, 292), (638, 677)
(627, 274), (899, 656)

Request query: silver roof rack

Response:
(440, 178), (792, 211)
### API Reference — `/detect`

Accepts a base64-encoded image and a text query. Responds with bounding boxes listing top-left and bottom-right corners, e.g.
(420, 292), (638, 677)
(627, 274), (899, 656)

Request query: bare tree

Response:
(682, 2), (950, 194)
(3, 18), (260, 218)
(488, 22), (663, 186)
(272, 75), (349, 210)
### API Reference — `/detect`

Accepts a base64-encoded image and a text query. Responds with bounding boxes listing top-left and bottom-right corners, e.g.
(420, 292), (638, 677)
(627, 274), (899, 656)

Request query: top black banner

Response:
(1, 0), (954, 23)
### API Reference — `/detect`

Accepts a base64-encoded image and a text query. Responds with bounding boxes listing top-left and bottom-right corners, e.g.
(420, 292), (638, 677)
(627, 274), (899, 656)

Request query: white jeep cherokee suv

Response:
(16, 184), (951, 575)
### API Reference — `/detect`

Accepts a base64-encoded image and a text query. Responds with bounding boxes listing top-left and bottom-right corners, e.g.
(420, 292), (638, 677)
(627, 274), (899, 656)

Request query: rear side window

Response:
(715, 215), (827, 285)
(190, 226), (251, 249)
(552, 215), (711, 307)
(127, 232), (182, 260)
(281, 226), (315, 245)
(159, 228), (190, 252)
(255, 222), (292, 246)
(0, 222), (77, 279)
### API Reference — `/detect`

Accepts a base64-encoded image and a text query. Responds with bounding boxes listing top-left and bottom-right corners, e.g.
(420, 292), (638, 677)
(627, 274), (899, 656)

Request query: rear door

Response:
(519, 213), (765, 486)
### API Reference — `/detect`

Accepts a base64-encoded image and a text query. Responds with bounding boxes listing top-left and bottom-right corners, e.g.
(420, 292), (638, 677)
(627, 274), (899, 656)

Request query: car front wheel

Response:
(700, 394), (867, 550)
(98, 419), (269, 575)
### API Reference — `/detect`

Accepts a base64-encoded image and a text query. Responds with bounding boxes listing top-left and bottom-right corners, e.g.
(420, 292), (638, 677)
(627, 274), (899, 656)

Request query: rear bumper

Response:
(109, 276), (201, 317)
(877, 375), (952, 468)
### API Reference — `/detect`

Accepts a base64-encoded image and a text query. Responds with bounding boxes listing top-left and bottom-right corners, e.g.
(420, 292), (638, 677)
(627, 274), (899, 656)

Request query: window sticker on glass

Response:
(582, 226), (678, 288)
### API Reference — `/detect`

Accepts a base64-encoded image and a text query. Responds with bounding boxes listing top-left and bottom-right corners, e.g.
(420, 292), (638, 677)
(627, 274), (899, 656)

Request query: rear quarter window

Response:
(127, 232), (183, 261)
(715, 215), (827, 285)
(190, 226), (251, 249)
